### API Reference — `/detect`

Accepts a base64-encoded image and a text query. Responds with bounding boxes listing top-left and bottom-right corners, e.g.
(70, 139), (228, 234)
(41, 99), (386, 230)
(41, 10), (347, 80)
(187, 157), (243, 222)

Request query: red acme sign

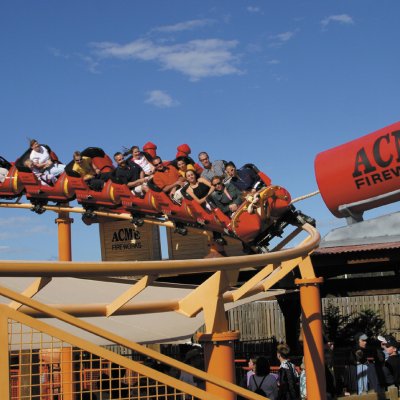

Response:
(315, 121), (400, 218)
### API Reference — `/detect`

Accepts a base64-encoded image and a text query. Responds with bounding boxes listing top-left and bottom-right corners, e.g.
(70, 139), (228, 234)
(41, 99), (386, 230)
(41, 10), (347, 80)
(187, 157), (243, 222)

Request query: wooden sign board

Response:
(167, 228), (244, 259)
(99, 221), (161, 261)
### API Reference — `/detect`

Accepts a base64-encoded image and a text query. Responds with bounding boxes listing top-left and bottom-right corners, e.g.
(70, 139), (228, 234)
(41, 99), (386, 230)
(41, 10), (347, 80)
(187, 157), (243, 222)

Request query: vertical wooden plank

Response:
(0, 308), (10, 400)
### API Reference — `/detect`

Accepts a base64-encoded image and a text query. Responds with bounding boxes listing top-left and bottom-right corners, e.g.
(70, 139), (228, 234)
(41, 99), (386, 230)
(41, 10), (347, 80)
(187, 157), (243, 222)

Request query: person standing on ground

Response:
(277, 344), (299, 400)
(248, 356), (278, 400)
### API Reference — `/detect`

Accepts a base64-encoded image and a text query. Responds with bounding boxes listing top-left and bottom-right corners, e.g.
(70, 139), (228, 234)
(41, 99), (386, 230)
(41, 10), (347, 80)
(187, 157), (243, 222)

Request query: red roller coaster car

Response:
(6, 146), (313, 252)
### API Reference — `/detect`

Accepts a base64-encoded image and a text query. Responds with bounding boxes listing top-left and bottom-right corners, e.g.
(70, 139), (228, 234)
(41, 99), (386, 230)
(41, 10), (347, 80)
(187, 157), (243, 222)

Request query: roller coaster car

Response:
(109, 178), (160, 216)
(227, 185), (293, 244)
(15, 147), (74, 205)
(239, 163), (272, 187)
(87, 161), (305, 249)
(64, 147), (118, 208)
(0, 157), (24, 199)
(210, 165), (313, 249)
(113, 177), (223, 233)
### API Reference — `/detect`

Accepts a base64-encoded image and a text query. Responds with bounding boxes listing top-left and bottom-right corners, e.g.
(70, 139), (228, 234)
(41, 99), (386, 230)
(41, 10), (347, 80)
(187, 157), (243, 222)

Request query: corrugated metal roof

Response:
(318, 212), (400, 249)
(313, 241), (400, 255)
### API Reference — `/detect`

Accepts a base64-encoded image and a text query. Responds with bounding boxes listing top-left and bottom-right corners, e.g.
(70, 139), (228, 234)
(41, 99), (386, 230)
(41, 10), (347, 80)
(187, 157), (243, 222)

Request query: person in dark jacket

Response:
(209, 176), (243, 216)
(277, 343), (299, 400)
(383, 336), (400, 388)
(348, 332), (375, 365)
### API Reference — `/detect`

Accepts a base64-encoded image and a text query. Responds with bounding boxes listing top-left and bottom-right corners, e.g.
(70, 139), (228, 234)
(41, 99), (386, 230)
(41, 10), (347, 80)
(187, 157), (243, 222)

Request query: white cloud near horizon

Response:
(90, 38), (242, 81)
(321, 14), (354, 28)
(0, 245), (11, 253)
(145, 90), (180, 108)
(152, 19), (214, 33)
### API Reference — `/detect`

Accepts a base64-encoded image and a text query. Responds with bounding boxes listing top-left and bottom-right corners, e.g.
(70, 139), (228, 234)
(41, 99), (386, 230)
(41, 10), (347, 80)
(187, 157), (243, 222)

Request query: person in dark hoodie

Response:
(349, 332), (369, 365)
(383, 336), (400, 389)
(344, 334), (379, 396)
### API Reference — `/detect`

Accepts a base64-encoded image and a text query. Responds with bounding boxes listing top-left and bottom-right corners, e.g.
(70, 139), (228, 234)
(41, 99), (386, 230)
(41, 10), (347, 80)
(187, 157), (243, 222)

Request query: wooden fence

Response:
(226, 294), (400, 342)
(337, 387), (399, 399)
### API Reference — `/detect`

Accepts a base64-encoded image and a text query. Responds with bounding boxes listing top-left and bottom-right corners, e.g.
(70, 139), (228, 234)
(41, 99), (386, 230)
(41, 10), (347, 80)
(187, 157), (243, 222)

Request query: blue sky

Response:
(1, 1), (399, 261)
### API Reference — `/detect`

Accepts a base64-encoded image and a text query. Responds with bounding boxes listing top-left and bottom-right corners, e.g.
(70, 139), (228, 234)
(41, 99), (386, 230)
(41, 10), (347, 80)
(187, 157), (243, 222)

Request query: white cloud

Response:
(267, 59), (280, 65)
(91, 38), (242, 81)
(0, 216), (31, 226)
(0, 216), (52, 239)
(49, 47), (70, 59)
(0, 245), (11, 253)
(272, 31), (295, 42)
(152, 19), (213, 33)
(145, 90), (180, 108)
(268, 31), (297, 47)
(247, 6), (261, 13)
(79, 55), (100, 74)
(321, 14), (354, 28)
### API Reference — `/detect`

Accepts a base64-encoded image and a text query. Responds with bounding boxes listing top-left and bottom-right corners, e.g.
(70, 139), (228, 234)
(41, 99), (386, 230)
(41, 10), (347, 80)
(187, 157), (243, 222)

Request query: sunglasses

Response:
(75, 158), (83, 162)
(153, 162), (162, 167)
(213, 181), (223, 186)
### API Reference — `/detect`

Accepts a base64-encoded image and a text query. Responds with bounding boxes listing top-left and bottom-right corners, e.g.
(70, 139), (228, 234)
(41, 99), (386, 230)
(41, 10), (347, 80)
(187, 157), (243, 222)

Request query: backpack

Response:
(279, 362), (300, 399)
(252, 375), (267, 396)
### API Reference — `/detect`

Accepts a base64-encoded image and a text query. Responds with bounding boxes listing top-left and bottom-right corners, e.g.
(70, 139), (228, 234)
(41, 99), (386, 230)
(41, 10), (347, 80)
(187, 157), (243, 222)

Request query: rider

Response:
(29, 139), (65, 178)
(225, 161), (263, 194)
(209, 175), (243, 216)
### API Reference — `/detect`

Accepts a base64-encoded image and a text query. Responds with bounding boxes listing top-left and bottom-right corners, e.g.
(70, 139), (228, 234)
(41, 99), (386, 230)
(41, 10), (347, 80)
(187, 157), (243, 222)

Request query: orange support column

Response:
(295, 277), (326, 400)
(55, 211), (73, 261)
(197, 331), (239, 400)
(60, 347), (73, 400)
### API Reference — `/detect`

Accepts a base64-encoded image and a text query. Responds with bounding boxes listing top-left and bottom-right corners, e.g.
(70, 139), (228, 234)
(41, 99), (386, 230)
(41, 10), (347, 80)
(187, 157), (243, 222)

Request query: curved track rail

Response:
(0, 201), (322, 400)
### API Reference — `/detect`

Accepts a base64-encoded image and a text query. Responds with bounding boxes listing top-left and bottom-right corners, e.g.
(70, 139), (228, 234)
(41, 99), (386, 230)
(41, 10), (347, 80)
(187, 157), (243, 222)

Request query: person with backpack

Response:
(277, 344), (300, 400)
(248, 356), (278, 399)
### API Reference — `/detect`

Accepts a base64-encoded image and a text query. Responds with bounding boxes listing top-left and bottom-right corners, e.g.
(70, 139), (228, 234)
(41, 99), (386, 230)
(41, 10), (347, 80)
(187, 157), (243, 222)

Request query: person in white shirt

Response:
(129, 146), (154, 176)
(29, 139), (65, 178)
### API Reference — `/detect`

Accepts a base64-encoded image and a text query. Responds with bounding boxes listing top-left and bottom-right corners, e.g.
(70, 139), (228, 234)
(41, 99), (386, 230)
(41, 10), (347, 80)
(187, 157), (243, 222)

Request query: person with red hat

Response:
(143, 141), (157, 159)
(175, 144), (203, 175)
